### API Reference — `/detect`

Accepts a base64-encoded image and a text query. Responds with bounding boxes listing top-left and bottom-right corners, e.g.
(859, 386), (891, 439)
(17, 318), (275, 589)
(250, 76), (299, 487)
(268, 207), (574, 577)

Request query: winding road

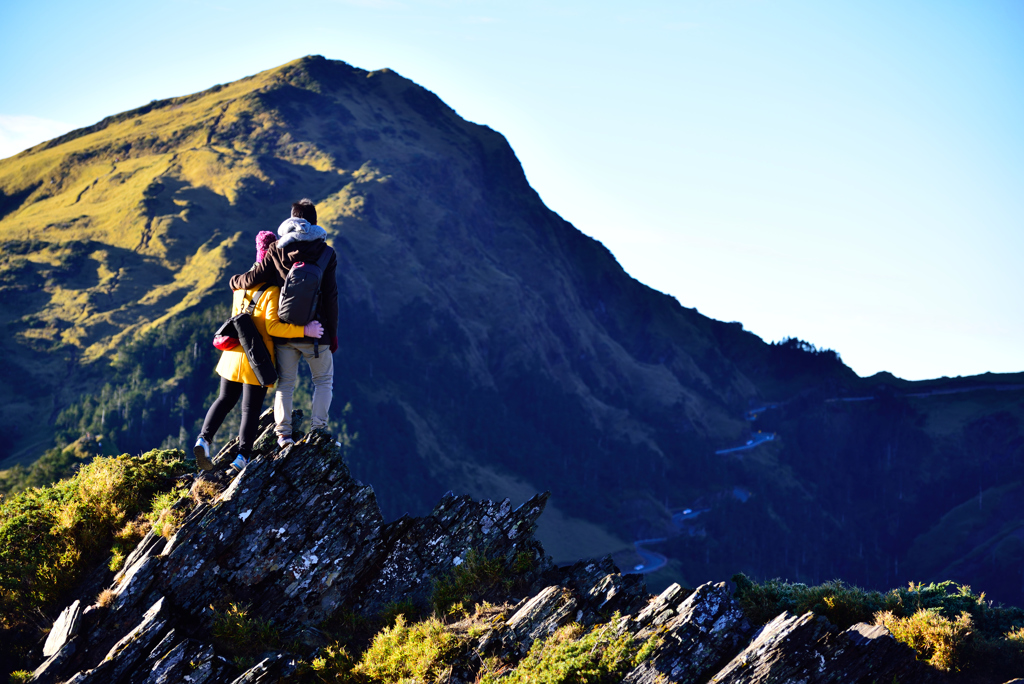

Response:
(626, 538), (669, 574)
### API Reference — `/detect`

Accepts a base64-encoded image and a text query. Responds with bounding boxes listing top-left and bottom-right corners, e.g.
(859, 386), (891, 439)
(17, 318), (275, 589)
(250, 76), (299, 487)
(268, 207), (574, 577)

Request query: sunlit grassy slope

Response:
(0, 57), (497, 462)
(2, 61), (338, 361)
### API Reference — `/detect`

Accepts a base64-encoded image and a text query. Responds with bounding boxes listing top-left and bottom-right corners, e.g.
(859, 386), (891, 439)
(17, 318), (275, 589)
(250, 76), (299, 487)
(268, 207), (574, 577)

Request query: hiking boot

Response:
(277, 435), (295, 448)
(194, 437), (213, 471)
(229, 454), (248, 473)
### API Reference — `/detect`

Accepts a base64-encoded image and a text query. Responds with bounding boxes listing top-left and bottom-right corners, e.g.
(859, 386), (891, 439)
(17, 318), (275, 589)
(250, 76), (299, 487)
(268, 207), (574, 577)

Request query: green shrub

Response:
(378, 599), (418, 627)
(431, 550), (503, 617)
(876, 608), (973, 671)
(0, 449), (188, 627)
(480, 620), (634, 684)
(108, 517), (149, 571)
(8, 671), (33, 684)
(633, 633), (662, 666)
(352, 614), (461, 683)
(731, 573), (906, 628)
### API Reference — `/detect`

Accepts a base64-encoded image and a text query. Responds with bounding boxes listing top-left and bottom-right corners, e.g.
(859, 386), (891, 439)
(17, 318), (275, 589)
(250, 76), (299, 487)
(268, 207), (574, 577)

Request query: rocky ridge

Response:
(22, 412), (943, 684)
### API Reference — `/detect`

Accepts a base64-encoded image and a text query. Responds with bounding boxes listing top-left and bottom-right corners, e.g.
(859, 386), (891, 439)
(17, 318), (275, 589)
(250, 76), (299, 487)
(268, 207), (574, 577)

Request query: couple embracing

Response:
(194, 198), (339, 472)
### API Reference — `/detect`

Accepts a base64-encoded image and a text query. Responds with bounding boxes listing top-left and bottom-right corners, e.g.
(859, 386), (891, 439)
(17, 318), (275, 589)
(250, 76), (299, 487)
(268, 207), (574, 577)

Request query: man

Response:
(229, 199), (339, 445)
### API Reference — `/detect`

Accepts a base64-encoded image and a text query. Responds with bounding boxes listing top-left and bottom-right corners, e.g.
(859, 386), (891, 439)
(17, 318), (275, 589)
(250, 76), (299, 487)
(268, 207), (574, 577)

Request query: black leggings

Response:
(200, 378), (268, 455)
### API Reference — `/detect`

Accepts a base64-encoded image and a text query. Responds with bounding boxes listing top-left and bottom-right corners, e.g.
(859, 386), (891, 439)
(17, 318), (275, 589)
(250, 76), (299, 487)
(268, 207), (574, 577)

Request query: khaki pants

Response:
(274, 341), (334, 435)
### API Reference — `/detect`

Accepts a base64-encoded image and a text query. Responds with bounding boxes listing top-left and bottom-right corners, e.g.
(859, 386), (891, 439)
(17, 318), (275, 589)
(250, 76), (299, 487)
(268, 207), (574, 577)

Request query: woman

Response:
(193, 233), (323, 472)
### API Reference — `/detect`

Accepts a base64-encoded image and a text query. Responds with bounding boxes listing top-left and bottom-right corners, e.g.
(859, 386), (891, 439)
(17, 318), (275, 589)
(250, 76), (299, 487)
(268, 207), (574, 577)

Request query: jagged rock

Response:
(114, 532), (167, 585)
(153, 429), (387, 627)
(112, 555), (162, 612)
(630, 582), (689, 632)
(30, 639), (75, 684)
(553, 556), (649, 621)
(228, 654), (298, 684)
(42, 599), (81, 657)
(137, 633), (227, 684)
(35, 417), (552, 684)
(708, 610), (941, 683)
(353, 491), (550, 615)
(623, 581), (754, 684)
(478, 556), (648, 657)
(66, 598), (170, 684)
(830, 622), (943, 683)
(498, 585), (579, 654)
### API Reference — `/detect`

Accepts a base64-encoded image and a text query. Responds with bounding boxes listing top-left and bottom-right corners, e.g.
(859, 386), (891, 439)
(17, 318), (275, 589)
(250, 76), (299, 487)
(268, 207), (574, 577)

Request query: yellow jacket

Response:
(215, 285), (305, 386)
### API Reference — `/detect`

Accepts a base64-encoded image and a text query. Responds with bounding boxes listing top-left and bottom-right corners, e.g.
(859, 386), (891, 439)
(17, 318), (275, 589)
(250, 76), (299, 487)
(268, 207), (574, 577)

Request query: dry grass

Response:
(95, 588), (116, 608)
(190, 477), (223, 504)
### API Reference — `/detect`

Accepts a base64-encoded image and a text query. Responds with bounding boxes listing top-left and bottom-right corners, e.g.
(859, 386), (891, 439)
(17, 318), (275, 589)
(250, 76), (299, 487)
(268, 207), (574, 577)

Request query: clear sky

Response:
(2, 1), (1021, 381)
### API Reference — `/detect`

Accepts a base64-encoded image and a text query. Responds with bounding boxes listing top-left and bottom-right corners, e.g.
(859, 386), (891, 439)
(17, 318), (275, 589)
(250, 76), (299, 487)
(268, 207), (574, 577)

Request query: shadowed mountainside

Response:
(1, 55), (1022, 605)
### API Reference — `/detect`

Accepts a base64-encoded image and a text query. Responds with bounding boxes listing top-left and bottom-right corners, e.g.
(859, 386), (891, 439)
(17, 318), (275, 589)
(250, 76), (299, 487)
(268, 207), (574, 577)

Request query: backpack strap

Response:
(243, 283), (270, 315)
(314, 245), (334, 271)
(311, 246), (333, 359)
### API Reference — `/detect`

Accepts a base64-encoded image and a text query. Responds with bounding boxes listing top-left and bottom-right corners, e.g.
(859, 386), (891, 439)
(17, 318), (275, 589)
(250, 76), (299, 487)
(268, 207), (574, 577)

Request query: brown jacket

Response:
(229, 239), (339, 344)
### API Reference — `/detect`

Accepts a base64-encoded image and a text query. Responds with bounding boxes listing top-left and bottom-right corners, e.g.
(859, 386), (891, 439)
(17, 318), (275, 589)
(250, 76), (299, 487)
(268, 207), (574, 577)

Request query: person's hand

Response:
(304, 321), (324, 338)
(330, 336), (338, 354)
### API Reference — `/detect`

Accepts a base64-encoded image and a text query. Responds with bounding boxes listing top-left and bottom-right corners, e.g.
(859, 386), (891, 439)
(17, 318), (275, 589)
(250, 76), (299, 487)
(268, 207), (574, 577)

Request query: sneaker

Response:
(277, 435), (294, 448)
(229, 454), (248, 473)
(194, 437), (213, 471)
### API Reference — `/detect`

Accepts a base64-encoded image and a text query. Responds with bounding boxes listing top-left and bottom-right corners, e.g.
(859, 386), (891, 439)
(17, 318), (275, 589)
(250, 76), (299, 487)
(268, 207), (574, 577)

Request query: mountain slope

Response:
(1, 56), (1022, 605)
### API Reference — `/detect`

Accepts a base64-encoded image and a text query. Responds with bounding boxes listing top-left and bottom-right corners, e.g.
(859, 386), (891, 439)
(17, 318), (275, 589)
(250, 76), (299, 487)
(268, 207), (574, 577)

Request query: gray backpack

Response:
(278, 246), (333, 326)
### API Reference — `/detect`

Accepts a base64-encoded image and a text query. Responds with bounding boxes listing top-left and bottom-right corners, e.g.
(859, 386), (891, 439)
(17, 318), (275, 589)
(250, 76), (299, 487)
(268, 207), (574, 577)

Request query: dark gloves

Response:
(330, 336), (338, 354)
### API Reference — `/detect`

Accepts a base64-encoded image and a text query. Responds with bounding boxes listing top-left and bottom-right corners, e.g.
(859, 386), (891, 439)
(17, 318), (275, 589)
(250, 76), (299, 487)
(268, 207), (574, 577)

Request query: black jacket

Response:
(229, 239), (339, 344)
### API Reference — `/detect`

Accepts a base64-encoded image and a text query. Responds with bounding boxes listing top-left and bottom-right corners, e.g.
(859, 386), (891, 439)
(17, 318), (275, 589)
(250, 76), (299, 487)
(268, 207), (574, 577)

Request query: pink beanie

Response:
(255, 231), (277, 262)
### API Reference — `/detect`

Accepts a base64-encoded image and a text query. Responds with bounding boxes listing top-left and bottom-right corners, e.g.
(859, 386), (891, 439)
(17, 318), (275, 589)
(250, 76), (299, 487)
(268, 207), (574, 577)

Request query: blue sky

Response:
(2, 0), (1021, 380)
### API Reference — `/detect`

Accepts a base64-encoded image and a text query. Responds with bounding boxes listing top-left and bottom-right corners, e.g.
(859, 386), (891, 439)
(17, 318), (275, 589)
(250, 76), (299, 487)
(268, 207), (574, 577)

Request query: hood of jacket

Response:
(277, 217), (327, 250)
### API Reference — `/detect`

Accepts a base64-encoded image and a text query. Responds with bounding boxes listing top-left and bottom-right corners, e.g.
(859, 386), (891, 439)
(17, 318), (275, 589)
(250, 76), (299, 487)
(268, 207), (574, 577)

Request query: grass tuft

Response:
(146, 485), (190, 538)
(211, 602), (283, 663)
(95, 588), (116, 608)
(109, 517), (150, 571)
(301, 642), (356, 682)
